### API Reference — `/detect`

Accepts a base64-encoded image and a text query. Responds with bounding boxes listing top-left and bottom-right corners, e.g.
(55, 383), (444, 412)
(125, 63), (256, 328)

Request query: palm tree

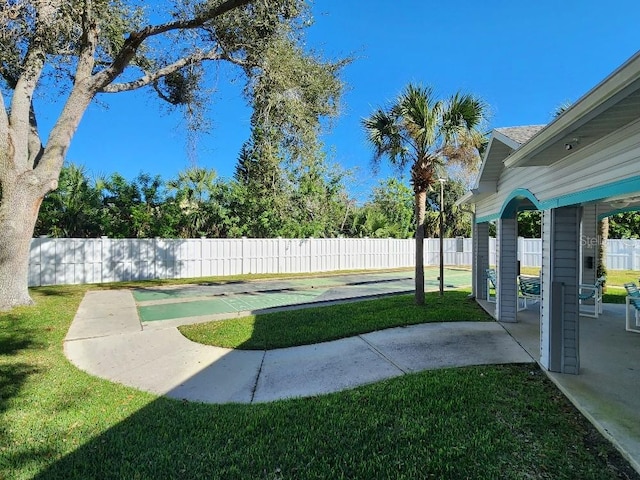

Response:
(363, 84), (486, 304)
(167, 167), (218, 237)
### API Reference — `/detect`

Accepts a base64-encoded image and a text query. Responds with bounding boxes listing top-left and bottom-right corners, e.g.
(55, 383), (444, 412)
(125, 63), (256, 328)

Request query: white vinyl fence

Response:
(28, 237), (416, 287)
(606, 239), (640, 270)
(27, 237), (640, 287)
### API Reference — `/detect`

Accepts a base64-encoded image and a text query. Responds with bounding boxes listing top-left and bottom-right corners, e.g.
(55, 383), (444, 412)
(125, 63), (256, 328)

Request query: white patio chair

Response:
(517, 275), (540, 311)
(578, 276), (606, 318)
(624, 282), (640, 333)
(486, 268), (497, 303)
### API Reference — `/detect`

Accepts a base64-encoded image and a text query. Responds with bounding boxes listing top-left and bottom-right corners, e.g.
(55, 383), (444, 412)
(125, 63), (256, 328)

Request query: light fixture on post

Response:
(438, 178), (446, 297)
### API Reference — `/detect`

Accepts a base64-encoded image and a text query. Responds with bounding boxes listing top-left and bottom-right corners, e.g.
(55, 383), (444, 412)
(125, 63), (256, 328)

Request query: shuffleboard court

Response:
(135, 268), (471, 323)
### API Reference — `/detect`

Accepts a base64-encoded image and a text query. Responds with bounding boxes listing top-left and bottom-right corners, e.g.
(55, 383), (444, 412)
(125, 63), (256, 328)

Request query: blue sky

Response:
(37, 0), (640, 201)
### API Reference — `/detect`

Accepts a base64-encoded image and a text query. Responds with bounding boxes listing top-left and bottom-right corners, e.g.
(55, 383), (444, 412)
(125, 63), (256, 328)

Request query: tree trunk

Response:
(0, 175), (44, 311)
(414, 190), (427, 305)
(598, 217), (609, 289)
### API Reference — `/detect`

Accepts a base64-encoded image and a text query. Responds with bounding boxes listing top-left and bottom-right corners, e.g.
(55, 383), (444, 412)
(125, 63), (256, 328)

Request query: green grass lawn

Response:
(179, 269), (640, 349)
(179, 290), (492, 349)
(2, 279), (640, 479)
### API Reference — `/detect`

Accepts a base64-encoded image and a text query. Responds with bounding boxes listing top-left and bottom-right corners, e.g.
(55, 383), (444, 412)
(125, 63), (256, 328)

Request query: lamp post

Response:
(438, 178), (446, 296)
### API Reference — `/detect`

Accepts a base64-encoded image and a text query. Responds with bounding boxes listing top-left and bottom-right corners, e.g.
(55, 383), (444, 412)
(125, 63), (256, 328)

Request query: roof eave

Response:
(504, 50), (640, 168)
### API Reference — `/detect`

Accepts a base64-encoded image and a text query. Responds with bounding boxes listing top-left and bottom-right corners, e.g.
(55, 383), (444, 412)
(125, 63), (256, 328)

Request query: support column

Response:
(540, 207), (581, 374)
(581, 204), (598, 285)
(497, 216), (518, 322)
(473, 221), (490, 300)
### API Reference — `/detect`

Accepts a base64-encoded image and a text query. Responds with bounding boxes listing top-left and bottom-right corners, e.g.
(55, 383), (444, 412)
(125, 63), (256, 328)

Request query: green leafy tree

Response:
(349, 206), (391, 238)
(370, 178), (415, 238)
(363, 84), (486, 304)
(35, 163), (101, 237)
(233, 129), (290, 237)
(167, 167), (219, 238)
(99, 173), (145, 238)
(599, 218), (609, 282)
(609, 212), (640, 239)
(517, 210), (542, 238)
(0, 0), (345, 310)
(281, 153), (351, 238)
(131, 173), (174, 238)
(425, 178), (472, 238)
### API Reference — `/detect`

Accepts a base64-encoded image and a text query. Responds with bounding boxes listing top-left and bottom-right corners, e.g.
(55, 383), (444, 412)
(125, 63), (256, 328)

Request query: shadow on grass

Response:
(0, 320), (45, 472)
(0, 327), (38, 356)
(0, 312), (44, 410)
(28, 365), (640, 480)
(16, 273), (640, 478)
(30, 286), (84, 298)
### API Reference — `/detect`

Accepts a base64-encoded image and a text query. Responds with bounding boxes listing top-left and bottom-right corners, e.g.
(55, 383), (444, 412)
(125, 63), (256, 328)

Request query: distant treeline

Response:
(35, 163), (639, 240)
(35, 163), (474, 240)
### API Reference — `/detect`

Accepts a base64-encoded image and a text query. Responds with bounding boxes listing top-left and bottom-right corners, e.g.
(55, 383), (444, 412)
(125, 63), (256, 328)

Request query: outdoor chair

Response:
(486, 268), (497, 303)
(624, 282), (640, 333)
(578, 276), (606, 318)
(517, 275), (541, 311)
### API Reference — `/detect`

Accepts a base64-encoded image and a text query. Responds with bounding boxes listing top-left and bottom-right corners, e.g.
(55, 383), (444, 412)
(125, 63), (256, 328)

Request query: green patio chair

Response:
(517, 275), (540, 311)
(578, 276), (606, 318)
(624, 282), (640, 333)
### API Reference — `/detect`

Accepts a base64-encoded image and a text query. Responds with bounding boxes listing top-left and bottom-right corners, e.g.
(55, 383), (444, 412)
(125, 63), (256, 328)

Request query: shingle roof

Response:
(495, 125), (546, 146)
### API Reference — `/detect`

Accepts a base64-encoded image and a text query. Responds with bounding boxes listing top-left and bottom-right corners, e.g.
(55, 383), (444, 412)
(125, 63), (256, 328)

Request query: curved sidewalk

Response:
(64, 289), (534, 404)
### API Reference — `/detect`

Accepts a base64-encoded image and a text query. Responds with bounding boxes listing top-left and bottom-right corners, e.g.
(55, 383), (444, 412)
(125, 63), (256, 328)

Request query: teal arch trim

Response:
(476, 175), (640, 224)
(548, 176), (640, 210)
(476, 189), (542, 223)
(476, 213), (500, 224)
(499, 189), (542, 218)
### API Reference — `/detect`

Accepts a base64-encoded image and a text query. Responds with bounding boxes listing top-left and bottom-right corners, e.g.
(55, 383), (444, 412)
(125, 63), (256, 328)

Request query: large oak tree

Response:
(0, 0), (345, 310)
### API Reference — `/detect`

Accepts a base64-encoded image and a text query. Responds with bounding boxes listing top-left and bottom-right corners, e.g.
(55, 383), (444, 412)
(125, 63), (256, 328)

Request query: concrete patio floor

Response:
(479, 299), (640, 473)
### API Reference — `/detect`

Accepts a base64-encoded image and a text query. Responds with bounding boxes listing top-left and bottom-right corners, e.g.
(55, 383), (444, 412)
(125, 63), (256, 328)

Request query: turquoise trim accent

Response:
(476, 189), (542, 223)
(476, 213), (499, 223)
(475, 175), (640, 224)
(499, 189), (542, 218)
(598, 205), (640, 220)
(548, 176), (640, 210)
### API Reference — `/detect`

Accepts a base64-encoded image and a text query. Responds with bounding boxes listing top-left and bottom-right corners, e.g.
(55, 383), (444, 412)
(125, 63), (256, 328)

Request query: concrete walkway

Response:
(64, 288), (534, 404)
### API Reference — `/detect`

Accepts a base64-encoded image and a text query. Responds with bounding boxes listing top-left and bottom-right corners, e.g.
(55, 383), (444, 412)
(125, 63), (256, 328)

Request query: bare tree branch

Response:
(92, 0), (253, 90)
(100, 48), (245, 94)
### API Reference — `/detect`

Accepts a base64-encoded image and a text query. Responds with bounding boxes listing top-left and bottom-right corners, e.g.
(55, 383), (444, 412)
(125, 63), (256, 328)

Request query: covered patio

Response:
(461, 49), (640, 374)
(462, 50), (640, 471)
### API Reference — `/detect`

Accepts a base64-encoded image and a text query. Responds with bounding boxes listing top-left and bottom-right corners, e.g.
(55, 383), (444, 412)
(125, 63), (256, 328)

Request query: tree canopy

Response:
(0, 0), (347, 310)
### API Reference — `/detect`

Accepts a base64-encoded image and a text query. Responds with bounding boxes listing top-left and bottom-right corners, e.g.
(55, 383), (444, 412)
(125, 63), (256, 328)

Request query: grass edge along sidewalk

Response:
(1, 279), (638, 478)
